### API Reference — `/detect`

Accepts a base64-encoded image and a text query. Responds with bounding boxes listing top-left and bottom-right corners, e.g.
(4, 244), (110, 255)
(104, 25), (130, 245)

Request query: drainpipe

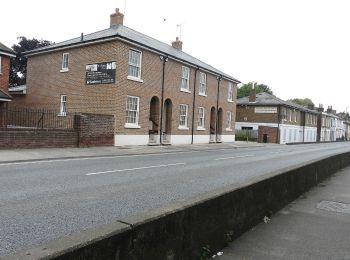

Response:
(277, 105), (281, 144)
(302, 112), (306, 143)
(159, 55), (168, 145)
(215, 75), (222, 142)
(191, 67), (200, 144)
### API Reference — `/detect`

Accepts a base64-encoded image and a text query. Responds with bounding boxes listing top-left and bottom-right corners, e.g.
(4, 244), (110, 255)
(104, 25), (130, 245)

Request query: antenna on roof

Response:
(123, 0), (127, 22)
(176, 23), (184, 40)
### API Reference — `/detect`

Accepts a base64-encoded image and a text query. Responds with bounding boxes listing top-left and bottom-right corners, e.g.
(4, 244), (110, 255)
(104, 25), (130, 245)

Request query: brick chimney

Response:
(172, 37), (183, 51)
(327, 105), (333, 114)
(110, 8), (124, 27)
(249, 87), (256, 102)
(317, 104), (324, 112)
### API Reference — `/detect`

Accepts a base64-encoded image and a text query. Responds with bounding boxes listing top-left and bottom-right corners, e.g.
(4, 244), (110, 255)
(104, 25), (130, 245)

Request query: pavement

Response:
(217, 166), (350, 260)
(0, 141), (265, 163)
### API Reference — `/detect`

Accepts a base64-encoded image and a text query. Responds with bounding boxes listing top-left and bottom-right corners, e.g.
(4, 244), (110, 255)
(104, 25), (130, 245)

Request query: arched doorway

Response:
(217, 108), (223, 142)
(149, 96), (160, 144)
(163, 99), (172, 144)
(210, 107), (216, 143)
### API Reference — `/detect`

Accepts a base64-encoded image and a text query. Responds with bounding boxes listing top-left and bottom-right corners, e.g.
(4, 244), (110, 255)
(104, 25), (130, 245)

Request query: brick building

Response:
(236, 90), (318, 144)
(13, 8), (240, 146)
(0, 42), (15, 127)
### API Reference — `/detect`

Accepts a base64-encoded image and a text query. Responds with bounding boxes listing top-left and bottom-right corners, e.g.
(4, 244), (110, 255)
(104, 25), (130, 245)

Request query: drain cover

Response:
(317, 200), (350, 214)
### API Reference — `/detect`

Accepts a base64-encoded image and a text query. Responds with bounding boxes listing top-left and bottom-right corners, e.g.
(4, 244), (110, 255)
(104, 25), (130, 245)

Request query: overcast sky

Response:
(2, 0), (349, 112)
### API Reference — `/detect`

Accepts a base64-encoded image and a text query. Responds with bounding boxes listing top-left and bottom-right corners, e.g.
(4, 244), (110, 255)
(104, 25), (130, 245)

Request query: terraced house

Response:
(236, 90), (318, 144)
(0, 43), (15, 127)
(14, 8), (240, 146)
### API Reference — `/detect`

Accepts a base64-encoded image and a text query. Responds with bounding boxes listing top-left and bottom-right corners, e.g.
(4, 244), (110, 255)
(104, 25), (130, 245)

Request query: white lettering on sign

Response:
(254, 107), (278, 114)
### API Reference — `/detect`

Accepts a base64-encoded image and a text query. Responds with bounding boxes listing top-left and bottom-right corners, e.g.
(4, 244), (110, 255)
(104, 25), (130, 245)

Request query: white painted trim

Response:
(0, 98), (11, 102)
(180, 88), (191, 93)
(196, 127), (206, 131)
(124, 123), (141, 129)
(0, 51), (16, 57)
(115, 135), (149, 146)
(127, 75), (143, 83)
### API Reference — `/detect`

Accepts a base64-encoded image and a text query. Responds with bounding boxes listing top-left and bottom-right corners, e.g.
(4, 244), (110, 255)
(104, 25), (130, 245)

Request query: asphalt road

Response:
(1, 142), (350, 256)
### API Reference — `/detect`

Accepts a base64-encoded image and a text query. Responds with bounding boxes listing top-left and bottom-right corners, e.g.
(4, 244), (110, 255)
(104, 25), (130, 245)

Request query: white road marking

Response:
(86, 162), (186, 176)
(215, 154), (254, 161)
(0, 148), (241, 166)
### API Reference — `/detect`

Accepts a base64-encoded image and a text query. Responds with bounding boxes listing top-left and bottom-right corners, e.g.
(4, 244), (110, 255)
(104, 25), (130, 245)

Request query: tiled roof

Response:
(237, 92), (318, 113)
(0, 42), (15, 56)
(24, 25), (240, 83)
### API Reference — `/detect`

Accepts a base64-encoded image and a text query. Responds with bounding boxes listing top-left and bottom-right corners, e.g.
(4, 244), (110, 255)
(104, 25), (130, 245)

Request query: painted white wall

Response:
(115, 135), (149, 146)
(193, 135), (210, 144)
(171, 135), (192, 145)
(235, 122), (278, 130)
(221, 135), (235, 143)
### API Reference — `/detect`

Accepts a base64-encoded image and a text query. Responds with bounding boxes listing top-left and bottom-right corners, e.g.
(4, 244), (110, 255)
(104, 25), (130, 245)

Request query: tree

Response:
(287, 98), (315, 108)
(10, 36), (53, 87)
(237, 82), (273, 99)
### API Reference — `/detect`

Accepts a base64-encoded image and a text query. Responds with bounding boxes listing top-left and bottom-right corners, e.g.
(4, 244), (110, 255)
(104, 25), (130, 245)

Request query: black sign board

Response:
(85, 61), (116, 85)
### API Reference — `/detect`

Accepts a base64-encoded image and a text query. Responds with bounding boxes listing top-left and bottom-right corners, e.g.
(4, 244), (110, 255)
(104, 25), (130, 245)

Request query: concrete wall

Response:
(6, 152), (350, 260)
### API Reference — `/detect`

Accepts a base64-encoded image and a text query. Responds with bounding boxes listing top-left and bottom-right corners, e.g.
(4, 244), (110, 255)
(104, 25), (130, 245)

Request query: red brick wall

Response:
(0, 55), (10, 92)
(258, 126), (279, 143)
(75, 113), (115, 147)
(0, 128), (77, 149)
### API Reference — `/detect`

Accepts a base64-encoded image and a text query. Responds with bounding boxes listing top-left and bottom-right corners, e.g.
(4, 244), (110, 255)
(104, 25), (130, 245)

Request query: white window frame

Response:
(227, 82), (234, 102)
(294, 110), (297, 122)
(61, 53), (69, 72)
(180, 66), (190, 92)
(127, 49), (143, 82)
(59, 95), (67, 116)
(226, 111), (232, 131)
(198, 72), (207, 96)
(0, 56), (2, 74)
(197, 107), (205, 130)
(125, 95), (141, 128)
(179, 104), (189, 129)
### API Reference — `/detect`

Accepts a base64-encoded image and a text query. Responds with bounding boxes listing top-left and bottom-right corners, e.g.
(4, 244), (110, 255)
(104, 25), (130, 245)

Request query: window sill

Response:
(178, 126), (189, 130)
(197, 127), (206, 131)
(180, 88), (191, 94)
(227, 99), (234, 103)
(226, 128), (233, 132)
(57, 113), (67, 117)
(198, 93), (207, 97)
(124, 123), (141, 129)
(60, 68), (69, 73)
(127, 76), (143, 83)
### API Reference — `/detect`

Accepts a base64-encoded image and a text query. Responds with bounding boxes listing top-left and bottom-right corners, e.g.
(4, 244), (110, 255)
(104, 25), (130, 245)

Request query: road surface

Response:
(1, 142), (350, 256)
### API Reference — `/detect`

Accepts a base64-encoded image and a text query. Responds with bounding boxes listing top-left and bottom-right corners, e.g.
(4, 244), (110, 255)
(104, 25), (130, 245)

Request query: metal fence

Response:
(235, 129), (258, 141)
(0, 106), (75, 129)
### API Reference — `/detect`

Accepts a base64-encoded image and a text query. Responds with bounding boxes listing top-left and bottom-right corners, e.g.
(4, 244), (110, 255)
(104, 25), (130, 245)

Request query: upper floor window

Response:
(199, 72), (207, 95)
(0, 56), (2, 74)
(181, 66), (190, 91)
(294, 110), (297, 122)
(226, 111), (232, 130)
(61, 53), (69, 71)
(59, 95), (67, 116)
(128, 49), (142, 79)
(227, 82), (234, 102)
(197, 107), (205, 129)
(125, 95), (140, 127)
(179, 104), (189, 128)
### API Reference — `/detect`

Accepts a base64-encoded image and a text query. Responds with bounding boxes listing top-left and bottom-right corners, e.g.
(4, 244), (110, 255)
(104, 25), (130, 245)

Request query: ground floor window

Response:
(179, 104), (188, 128)
(197, 107), (205, 128)
(125, 96), (140, 126)
(226, 111), (232, 129)
(59, 95), (67, 116)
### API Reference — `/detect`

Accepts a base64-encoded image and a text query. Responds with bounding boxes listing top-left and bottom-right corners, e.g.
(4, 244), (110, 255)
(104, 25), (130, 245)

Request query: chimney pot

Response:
(110, 8), (124, 27)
